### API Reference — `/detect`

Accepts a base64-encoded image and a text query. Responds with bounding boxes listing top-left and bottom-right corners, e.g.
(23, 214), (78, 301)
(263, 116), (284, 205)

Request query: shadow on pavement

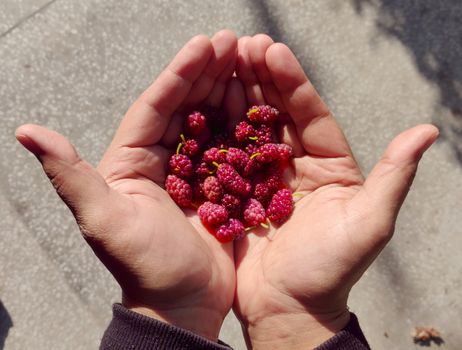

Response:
(247, 0), (326, 97)
(351, 0), (462, 165)
(250, 0), (283, 41)
(0, 300), (13, 350)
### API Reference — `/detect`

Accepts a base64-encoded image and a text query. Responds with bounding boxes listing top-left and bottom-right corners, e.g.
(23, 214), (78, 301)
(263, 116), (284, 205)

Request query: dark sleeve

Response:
(100, 304), (369, 350)
(100, 304), (232, 350)
(314, 313), (371, 350)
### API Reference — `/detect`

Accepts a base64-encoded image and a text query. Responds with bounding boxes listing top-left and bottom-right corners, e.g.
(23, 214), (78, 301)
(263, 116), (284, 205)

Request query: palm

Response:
(235, 152), (366, 320)
(94, 170), (234, 314)
(16, 31), (239, 340)
(232, 35), (437, 332)
(92, 32), (241, 334)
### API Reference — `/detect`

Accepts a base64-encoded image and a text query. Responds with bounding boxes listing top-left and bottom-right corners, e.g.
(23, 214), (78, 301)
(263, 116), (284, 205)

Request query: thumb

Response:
(15, 124), (110, 231)
(363, 124), (438, 213)
(354, 124), (439, 240)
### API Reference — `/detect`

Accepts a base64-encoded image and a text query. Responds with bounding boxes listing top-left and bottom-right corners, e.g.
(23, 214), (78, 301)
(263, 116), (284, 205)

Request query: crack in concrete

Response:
(0, 0), (59, 40)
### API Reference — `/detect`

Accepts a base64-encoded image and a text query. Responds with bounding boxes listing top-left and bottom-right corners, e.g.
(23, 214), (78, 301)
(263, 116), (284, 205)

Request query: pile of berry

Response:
(165, 105), (294, 243)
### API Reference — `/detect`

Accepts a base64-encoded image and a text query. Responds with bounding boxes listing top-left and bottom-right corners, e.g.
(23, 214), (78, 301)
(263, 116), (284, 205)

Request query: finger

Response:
(223, 77), (247, 131)
(277, 117), (305, 157)
(266, 43), (353, 158)
(236, 36), (265, 105)
(205, 54), (237, 107)
(184, 29), (237, 106)
(160, 111), (184, 148)
(160, 31), (237, 147)
(162, 52), (236, 147)
(15, 124), (114, 240)
(247, 35), (285, 112)
(354, 124), (439, 242)
(111, 35), (213, 148)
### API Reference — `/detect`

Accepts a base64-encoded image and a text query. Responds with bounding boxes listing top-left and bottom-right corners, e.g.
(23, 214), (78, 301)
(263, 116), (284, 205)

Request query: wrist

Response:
(243, 309), (350, 350)
(122, 295), (225, 341)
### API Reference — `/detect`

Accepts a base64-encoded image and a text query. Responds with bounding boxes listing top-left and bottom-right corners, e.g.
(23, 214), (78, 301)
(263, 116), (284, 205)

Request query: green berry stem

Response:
(176, 142), (182, 155)
(260, 222), (269, 229)
(250, 153), (261, 160)
(218, 149), (229, 153)
(248, 136), (258, 141)
(248, 107), (258, 115)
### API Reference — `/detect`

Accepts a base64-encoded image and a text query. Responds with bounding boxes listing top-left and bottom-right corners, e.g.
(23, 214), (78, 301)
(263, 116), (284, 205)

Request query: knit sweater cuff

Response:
(100, 304), (369, 350)
(314, 313), (370, 350)
(100, 303), (231, 350)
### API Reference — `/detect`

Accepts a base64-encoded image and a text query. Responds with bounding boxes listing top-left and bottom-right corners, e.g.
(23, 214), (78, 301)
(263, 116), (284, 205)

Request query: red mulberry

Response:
(216, 218), (245, 242)
(247, 105), (279, 124)
(165, 175), (192, 208)
(198, 202), (228, 227)
(221, 194), (241, 218)
(203, 176), (224, 203)
(267, 189), (294, 224)
(235, 121), (256, 143)
(243, 199), (266, 226)
(186, 112), (206, 136)
(169, 154), (193, 178)
(217, 163), (251, 197)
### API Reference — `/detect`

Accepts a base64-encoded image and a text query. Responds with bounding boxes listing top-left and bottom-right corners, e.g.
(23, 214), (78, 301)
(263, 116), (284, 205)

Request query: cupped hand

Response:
(232, 35), (438, 349)
(16, 30), (238, 341)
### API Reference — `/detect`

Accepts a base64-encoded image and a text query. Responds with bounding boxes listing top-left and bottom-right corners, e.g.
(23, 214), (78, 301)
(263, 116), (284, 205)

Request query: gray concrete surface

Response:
(1, 0), (461, 349)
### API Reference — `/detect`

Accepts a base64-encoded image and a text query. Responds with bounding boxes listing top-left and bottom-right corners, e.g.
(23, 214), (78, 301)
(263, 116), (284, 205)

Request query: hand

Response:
(15, 30), (238, 341)
(232, 35), (439, 349)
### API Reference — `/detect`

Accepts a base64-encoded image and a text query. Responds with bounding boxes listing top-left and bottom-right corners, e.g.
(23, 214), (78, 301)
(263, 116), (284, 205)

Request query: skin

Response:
(16, 31), (438, 348)
(232, 34), (439, 349)
(16, 30), (238, 341)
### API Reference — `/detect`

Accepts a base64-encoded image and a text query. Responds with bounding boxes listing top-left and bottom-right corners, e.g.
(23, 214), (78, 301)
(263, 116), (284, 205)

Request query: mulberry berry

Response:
(253, 173), (284, 206)
(186, 112), (206, 136)
(216, 218), (245, 242)
(217, 163), (251, 197)
(195, 162), (211, 180)
(267, 189), (294, 224)
(247, 105), (279, 124)
(242, 158), (261, 177)
(255, 125), (273, 146)
(165, 175), (192, 208)
(226, 147), (250, 172)
(203, 176), (224, 203)
(181, 139), (200, 157)
(255, 143), (293, 163)
(169, 154), (193, 178)
(243, 199), (266, 226)
(245, 143), (259, 156)
(221, 194), (241, 218)
(198, 202), (228, 227)
(203, 147), (227, 164)
(235, 121), (256, 143)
